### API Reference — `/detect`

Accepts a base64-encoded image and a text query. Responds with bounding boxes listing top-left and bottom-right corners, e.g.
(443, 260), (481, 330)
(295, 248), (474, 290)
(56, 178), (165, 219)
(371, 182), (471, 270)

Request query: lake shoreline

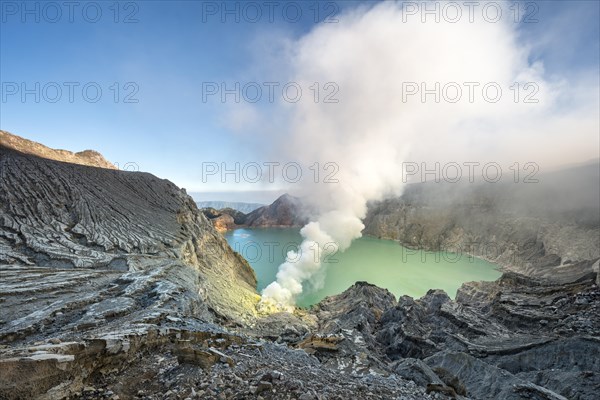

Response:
(226, 227), (502, 307)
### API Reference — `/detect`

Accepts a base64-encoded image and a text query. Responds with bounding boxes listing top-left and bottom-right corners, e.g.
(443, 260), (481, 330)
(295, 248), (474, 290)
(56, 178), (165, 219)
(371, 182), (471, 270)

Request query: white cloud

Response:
(229, 1), (600, 309)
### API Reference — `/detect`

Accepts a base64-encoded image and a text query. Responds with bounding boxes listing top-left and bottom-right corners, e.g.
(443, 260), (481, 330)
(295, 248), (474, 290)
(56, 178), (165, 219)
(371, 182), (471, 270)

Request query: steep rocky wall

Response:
(0, 145), (259, 333)
(363, 179), (600, 280)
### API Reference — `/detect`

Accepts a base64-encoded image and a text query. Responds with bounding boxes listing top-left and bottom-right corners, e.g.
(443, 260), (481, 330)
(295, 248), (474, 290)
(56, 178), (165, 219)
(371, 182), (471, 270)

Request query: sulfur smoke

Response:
(247, 2), (599, 310)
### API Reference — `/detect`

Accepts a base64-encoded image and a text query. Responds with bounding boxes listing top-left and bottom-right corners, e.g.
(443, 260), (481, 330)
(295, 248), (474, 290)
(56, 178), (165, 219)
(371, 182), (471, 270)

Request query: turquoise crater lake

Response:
(225, 228), (502, 307)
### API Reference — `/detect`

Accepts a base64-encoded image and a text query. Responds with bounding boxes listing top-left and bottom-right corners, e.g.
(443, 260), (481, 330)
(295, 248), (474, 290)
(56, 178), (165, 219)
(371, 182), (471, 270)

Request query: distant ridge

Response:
(244, 193), (308, 227)
(0, 130), (116, 170)
(201, 194), (308, 232)
(196, 200), (264, 213)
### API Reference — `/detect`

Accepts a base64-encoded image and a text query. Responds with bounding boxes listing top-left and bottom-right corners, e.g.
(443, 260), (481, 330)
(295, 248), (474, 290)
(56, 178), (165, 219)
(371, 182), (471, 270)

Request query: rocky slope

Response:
(1, 133), (598, 400)
(0, 130), (117, 170)
(0, 143), (259, 397)
(238, 266), (599, 399)
(0, 139), (438, 400)
(363, 163), (600, 278)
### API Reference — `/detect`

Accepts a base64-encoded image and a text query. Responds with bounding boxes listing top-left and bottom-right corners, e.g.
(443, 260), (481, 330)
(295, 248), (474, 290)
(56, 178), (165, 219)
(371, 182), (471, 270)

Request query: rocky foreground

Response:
(1, 136), (599, 399)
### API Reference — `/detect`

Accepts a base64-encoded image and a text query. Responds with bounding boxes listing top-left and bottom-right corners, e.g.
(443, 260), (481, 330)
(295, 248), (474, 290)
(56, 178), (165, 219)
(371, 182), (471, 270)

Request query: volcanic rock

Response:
(1, 132), (598, 400)
(244, 194), (308, 228)
(0, 129), (117, 169)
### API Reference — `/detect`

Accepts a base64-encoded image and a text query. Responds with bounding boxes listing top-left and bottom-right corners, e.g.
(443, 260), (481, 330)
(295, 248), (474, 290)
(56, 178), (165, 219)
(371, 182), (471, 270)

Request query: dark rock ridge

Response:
(285, 272), (598, 400)
(202, 193), (309, 231)
(244, 194), (309, 228)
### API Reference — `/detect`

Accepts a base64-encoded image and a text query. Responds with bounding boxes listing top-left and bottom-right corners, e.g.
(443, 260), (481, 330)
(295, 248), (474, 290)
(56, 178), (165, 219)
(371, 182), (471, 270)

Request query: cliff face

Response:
(364, 198), (599, 276)
(0, 130), (117, 169)
(201, 207), (247, 232)
(364, 165), (600, 279)
(0, 142), (266, 399)
(0, 144), (259, 329)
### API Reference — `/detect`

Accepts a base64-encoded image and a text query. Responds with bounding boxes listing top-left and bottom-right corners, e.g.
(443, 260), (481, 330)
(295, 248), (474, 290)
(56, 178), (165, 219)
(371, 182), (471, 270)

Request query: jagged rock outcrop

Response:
(302, 270), (599, 399)
(306, 282), (398, 374)
(201, 207), (247, 232)
(424, 351), (569, 400)
(244, 194), (308, 228)
(0, 130), (117, 169)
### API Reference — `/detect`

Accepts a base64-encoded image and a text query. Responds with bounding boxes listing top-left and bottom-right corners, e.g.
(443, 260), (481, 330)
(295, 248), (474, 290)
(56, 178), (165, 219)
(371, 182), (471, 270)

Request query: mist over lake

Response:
(226, 228), (502, 307)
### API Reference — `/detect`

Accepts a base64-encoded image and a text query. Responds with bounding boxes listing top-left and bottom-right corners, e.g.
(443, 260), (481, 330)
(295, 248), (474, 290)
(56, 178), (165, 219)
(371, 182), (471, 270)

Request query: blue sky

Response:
(1, 1), (598, 200)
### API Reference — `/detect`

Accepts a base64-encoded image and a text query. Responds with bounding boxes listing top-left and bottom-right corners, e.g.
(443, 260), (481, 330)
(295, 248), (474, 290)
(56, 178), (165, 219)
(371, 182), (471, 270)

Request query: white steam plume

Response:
(242, 2), (600, 310)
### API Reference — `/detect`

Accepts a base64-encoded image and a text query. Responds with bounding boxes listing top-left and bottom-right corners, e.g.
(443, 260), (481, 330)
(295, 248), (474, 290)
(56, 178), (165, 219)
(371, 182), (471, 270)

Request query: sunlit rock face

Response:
(201, 207), (244, 232)
(0, 130), (117, 169)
